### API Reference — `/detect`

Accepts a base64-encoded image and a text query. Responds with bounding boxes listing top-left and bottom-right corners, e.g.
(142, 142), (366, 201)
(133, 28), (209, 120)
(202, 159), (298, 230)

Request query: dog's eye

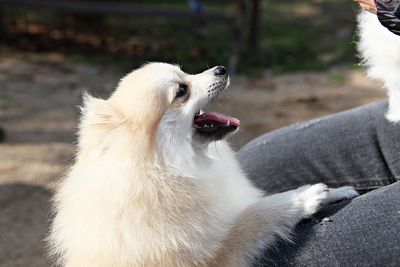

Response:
(176, 84), (188, 99)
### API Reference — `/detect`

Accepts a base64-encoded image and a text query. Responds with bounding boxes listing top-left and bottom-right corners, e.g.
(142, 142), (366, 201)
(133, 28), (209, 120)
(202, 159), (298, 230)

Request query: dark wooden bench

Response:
(0, 0), (261, 74)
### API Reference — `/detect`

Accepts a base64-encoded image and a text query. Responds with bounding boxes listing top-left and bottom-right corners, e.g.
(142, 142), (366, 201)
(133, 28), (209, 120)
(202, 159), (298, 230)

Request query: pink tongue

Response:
(194, 112), (240, 127)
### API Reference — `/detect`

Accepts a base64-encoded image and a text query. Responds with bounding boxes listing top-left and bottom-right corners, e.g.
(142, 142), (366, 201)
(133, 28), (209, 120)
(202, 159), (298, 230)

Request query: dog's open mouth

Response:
(193, 110), (240, 140)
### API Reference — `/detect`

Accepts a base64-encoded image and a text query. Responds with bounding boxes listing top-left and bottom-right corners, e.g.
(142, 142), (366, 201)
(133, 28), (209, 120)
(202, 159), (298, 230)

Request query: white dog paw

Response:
(386, 111), (400, 123)
(325, 186), (359, 204)
(296, 183), (329, 216)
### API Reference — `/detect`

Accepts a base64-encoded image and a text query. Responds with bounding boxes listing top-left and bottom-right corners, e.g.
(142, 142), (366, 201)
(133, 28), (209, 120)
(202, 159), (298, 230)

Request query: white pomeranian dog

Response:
(358, 10), (400, 122)
(48, 63), (358, 267)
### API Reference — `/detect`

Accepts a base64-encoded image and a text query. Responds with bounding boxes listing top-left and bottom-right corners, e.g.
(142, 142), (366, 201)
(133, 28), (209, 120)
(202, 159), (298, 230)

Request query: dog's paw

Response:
(325, 186), (359, 204)
(295, 184), (359, 217)
(295, 183), (329, 216)
(386, 111), (400, 123)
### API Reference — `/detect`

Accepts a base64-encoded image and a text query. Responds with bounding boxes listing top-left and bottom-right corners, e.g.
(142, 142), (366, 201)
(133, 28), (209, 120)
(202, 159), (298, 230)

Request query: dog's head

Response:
(81, 63), (239, 163)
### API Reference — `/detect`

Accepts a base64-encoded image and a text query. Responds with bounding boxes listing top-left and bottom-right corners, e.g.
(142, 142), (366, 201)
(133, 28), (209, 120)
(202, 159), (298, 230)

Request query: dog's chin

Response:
(193, 125), (238, 143)
(195, 125), (238, 141)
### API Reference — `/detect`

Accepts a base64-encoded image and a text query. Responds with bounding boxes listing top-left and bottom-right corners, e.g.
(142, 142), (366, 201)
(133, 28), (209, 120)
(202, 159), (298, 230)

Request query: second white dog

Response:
(48, 63), (358, 267)
(358, 10), (400, 122)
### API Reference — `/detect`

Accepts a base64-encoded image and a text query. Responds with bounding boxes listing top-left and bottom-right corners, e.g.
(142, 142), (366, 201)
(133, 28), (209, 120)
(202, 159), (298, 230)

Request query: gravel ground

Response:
(0, 52), (385, 266)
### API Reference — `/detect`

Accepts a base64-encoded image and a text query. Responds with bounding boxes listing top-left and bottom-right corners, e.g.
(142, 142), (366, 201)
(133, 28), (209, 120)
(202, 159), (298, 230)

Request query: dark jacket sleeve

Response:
(377, 0), (400, 35)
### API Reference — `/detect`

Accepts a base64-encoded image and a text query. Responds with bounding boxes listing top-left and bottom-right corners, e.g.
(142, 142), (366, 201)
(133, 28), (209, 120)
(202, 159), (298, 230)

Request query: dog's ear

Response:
(77, 92), (126, 150)
(78, 92), (156, 157)
(79, 92), (123, 130)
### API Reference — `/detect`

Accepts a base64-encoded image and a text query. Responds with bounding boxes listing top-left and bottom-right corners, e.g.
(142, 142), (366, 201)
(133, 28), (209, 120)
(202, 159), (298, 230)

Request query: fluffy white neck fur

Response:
(358, 10), (400, 122)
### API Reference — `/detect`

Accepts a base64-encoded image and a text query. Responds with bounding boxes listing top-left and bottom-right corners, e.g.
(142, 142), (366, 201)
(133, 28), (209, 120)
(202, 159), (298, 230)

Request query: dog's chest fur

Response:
(50, 139), (262, 266)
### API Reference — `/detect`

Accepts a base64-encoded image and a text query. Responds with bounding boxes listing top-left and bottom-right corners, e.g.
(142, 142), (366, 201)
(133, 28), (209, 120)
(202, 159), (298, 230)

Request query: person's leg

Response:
(254, 181), (400, 267)
(237, 100), (400, 266)
(238, 100), (400, 194)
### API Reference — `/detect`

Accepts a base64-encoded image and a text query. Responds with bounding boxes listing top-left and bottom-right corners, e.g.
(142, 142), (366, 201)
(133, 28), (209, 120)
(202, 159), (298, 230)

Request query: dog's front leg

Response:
(210, 184), (358, 267)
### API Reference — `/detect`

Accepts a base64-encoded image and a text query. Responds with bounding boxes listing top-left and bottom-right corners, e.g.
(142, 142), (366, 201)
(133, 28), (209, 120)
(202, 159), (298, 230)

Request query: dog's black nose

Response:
(214, 66), (227, 76)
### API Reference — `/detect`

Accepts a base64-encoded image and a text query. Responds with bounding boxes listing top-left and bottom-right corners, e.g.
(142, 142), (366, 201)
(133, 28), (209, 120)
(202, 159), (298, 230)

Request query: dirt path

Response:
(0, 52), (385, 266)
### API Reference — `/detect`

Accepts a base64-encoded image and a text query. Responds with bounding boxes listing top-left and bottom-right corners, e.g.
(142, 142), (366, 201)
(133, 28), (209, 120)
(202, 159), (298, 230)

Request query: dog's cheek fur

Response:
(358, 10), (400, 121)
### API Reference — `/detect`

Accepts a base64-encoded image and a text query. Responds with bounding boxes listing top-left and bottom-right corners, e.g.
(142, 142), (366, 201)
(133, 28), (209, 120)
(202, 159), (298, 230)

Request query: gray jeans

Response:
(238, 100), (400, 266)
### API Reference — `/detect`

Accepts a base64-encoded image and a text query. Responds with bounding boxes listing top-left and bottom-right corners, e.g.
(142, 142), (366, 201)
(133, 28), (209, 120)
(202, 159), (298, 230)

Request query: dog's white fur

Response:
(48, 63), (358, 267)
(358, 10), (400, 122)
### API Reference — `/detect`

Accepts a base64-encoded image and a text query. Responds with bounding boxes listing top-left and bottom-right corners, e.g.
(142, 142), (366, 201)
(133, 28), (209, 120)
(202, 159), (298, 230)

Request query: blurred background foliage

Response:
(0, 0), (359, 75)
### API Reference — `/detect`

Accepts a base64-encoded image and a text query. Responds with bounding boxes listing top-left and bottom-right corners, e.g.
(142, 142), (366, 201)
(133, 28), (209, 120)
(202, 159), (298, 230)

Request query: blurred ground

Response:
(0, 51), (385, 266)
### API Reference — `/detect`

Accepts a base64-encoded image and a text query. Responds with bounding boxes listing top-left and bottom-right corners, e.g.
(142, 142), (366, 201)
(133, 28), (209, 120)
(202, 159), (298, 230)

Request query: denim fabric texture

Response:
(237, 100), (400, 266)
(239, 100), (399, 193)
